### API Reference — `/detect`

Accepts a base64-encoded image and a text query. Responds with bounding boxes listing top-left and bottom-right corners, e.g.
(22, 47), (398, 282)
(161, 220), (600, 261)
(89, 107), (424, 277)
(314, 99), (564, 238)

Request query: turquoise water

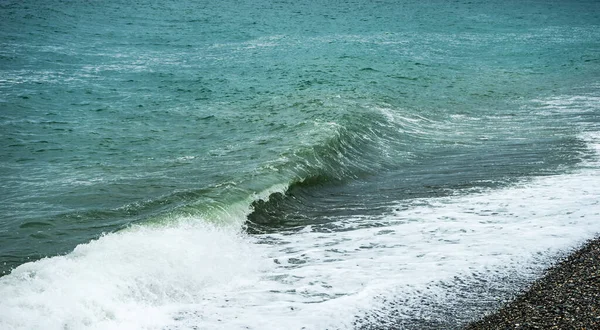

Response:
(1, 0), (600, 328)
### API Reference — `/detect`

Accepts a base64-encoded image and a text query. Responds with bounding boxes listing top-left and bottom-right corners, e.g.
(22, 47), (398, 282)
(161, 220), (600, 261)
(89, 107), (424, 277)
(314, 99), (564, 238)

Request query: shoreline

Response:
(464, 237), (600, 329)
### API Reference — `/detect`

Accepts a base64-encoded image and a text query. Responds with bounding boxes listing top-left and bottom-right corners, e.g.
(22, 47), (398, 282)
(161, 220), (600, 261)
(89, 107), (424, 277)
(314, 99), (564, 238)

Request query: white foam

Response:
(2, 133), (600, 330)
(0, 220), (270, 330)
(246, 168), (600, 328)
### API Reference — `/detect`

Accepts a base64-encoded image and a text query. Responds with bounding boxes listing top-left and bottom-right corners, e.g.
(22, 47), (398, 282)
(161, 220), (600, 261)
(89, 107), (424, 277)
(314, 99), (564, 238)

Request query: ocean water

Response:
(1, 0), (600, 329)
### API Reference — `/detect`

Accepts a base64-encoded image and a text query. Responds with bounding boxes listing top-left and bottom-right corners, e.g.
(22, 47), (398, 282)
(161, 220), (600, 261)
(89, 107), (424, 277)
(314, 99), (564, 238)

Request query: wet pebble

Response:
(464, 238), (600, 330)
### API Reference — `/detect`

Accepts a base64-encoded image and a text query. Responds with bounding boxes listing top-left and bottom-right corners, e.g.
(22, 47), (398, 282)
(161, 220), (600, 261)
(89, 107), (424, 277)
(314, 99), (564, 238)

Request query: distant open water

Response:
(1, 0), (600, 329)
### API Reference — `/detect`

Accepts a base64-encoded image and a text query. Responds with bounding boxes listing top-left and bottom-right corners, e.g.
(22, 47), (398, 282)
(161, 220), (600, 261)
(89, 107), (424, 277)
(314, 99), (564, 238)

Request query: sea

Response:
(1, 0), (599, 329)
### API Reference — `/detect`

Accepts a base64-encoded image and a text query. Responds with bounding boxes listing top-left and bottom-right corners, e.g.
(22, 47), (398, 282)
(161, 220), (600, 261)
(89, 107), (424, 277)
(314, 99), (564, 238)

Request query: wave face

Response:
(1, 0), (600, 328)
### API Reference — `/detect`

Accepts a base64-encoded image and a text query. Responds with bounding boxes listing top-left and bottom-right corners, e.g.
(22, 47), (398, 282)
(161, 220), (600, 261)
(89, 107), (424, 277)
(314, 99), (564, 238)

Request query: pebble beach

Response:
(466, 238), (600, 329)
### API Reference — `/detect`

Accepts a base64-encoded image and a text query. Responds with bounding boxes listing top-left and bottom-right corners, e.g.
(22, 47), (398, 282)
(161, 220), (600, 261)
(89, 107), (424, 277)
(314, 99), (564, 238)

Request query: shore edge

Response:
(464, 236), (600, 329)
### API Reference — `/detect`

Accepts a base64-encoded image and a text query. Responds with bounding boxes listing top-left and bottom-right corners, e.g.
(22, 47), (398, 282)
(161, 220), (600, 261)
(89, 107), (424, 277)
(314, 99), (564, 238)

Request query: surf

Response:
(1, 127), (599, 329)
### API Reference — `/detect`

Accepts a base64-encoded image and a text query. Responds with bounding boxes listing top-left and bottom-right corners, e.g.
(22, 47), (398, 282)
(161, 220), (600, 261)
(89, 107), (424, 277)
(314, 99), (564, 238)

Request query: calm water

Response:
(1, 0), (600, 329)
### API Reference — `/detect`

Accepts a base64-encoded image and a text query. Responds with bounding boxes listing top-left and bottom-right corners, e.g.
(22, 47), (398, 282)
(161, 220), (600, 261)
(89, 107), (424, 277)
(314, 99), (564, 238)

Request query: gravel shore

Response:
(464, 237), (600, 330)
